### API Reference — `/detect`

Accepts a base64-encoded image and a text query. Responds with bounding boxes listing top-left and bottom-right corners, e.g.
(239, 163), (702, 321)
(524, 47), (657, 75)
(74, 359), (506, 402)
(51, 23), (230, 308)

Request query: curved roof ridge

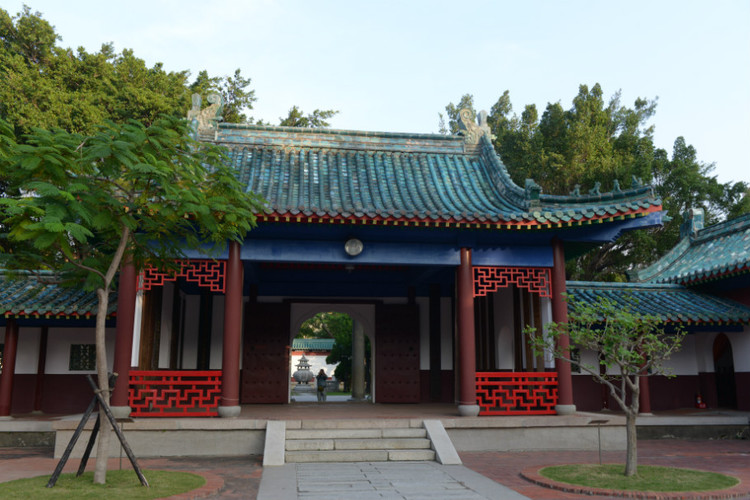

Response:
(632, 212), (750, 285)
(630, 237), (693, 283)
(694, 211), (750, 242)
(566, 280), (750, 324)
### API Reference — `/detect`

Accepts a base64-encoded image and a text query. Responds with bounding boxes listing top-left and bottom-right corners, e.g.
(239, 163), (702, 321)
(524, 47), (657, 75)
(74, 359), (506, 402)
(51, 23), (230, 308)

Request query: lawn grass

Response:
(540, 464), (738, 492)
(0, 469), (205, 500)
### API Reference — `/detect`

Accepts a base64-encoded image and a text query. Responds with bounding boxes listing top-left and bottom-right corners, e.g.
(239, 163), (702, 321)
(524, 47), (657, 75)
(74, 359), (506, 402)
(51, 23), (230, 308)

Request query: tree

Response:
(0, 116), (264, 484)
(441, 85), (749, 280)
(279, 106), (339, 128)
(529, 295), (684, 476)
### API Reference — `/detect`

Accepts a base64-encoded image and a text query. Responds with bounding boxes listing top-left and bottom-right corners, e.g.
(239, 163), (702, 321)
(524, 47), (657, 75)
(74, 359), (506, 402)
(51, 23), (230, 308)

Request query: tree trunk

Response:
(624, 410), (638, 476)
(93, 288), (111, 485)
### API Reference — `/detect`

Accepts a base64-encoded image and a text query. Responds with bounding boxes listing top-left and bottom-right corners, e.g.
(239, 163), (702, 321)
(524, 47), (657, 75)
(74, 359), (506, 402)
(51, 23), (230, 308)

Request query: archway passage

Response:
(714, 334), (737, 409)
(290, 312), (371, 403)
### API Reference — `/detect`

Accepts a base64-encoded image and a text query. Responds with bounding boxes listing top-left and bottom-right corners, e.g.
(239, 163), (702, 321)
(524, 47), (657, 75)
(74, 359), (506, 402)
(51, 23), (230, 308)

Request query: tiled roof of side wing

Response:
(292, 338), (336, 351)
(0, 270), (117, 319)
(215, 124), (661, 228)
(567, 281), (750, 324)
(633, 213), (750, 285)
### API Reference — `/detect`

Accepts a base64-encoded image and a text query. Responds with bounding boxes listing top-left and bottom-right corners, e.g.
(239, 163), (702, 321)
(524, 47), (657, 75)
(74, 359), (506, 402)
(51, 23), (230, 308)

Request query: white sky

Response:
(6, 0), (750, 184)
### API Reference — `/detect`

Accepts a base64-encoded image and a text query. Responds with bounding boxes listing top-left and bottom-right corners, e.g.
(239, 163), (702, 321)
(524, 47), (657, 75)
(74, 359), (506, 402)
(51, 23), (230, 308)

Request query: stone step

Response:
(286, 428), (426, 440)
(285, 448), (436, 463)
(286, 437), (431, 451)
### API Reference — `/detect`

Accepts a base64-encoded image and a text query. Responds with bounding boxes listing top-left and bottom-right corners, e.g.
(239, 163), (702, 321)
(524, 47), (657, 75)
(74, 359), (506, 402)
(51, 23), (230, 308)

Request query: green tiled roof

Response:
(292, 338), (335, 351)
(212, 124), (661, 229)
(632, 213), (750, 285)
(0, 270), (116, 319)
(566, 281), (750, 324)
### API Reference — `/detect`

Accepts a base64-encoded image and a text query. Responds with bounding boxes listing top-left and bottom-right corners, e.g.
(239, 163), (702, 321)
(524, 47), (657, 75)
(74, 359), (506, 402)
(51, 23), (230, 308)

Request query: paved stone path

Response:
(258, 461), (529, 500)
(3, 440), (750, 499)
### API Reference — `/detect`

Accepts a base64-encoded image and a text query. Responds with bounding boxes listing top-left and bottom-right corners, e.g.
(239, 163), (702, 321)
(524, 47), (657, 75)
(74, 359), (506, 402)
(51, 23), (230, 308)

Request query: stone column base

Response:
(555, 404), (577, 416)
(110, 406), (132, 419)
(458, 404), (480, 417)
(218, 406), (241, 418)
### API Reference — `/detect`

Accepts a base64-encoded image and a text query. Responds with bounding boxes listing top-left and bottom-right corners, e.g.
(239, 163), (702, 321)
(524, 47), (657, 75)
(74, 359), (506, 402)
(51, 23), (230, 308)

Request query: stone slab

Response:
(334, 438), (431, 450)
(424, 419), (462, 465)
(263, 420), (286, 466)
(286, 449), (389, 462)
(387, 449), (435, 461)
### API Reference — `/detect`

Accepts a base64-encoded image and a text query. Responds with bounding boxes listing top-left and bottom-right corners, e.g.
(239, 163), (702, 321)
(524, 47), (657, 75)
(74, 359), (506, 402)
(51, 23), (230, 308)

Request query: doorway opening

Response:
(290, 311), (371, 403)
(713, 333), (737, 409)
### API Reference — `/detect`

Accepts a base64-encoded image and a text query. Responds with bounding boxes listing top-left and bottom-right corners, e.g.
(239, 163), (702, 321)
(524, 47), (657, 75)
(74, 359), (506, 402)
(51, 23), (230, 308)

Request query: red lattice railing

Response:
(128, 370), (222, 417)
(476, 371), (558, 415)
(139, 260), (226, 293)
(473, 267), (552, 298)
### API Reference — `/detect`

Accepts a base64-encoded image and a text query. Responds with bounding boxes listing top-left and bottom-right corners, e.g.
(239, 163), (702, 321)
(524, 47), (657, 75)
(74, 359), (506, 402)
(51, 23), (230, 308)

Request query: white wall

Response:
(493, 287), (515, 370)
(13, 327), (41, 374)
(45, 326), (116, 374)
(209, 295), (225, 369)
(727, 327), (750, 371)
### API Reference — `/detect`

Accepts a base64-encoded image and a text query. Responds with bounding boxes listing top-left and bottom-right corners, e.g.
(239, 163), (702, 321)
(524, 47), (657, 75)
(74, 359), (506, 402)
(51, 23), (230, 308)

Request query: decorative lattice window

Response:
(69, 344), (96, 371)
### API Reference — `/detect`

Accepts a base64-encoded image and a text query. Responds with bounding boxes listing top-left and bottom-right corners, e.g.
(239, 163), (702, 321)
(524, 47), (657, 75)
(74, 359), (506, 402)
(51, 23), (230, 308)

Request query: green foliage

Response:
(0, 469), (205, 499)
(278, 106), (339, 128)
(540, 464), (738, 492)
(297, 312), (351, 339)
(442, 84), (749, 280)
(0, 116), (263, 287)
(0, 7), (190, 135)
(529, 294), (684, 476)
(295, 312), (369, 391)
(0, 7), (257, 133)
(530, 294), (684, 413)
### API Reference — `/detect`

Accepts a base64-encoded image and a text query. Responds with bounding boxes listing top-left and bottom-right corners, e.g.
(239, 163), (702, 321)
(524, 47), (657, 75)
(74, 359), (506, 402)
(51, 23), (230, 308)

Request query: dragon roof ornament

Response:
(187, 93), (224, 137)
(458, 109), (495, 145)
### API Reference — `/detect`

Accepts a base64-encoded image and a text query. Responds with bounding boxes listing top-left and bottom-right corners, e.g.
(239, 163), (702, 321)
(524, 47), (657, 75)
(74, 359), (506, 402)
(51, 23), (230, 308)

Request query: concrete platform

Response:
(1, 404), (748, 460)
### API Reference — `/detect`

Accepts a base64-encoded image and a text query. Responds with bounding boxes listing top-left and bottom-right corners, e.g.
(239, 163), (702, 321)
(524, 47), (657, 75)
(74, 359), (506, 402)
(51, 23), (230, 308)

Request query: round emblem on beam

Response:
(344, 238), (364, 257)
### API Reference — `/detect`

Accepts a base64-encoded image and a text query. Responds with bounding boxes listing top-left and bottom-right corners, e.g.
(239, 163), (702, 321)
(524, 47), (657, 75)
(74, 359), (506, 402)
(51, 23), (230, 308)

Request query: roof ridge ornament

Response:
(187, 93), (224, 137)
(458, 109), (495, 145)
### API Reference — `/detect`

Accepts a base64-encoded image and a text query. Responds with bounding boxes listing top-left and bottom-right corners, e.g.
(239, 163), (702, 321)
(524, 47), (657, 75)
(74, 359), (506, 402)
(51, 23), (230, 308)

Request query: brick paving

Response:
(2, 439), (749, 499)
(461, 440), (750, 500)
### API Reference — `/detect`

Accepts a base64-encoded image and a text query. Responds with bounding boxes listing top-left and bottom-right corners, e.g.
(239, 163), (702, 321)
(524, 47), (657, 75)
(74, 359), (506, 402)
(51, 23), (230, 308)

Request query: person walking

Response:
(316, 369), (328, 402)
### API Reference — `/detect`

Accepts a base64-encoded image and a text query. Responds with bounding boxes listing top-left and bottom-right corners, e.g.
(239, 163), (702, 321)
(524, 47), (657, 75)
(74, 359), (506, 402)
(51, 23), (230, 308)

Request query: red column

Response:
(0, 319), (19, 416)
(111, 257), (137, 415)
(639, 370), (652, 414)
(551, 238), (576, 414)
(457, 248), (479, 416)
(220, 241), (243, 417)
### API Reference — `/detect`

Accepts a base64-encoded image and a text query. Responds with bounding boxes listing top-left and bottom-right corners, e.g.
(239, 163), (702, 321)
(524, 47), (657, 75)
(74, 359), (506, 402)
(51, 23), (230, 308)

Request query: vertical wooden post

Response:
(0, 319), (19, 416)
(33, 326), (49, 412)
(457, 248), (479, 416)
(111, 257), (137, 418)
(551, 238), (576, 414)
(219, 241), (243, 417)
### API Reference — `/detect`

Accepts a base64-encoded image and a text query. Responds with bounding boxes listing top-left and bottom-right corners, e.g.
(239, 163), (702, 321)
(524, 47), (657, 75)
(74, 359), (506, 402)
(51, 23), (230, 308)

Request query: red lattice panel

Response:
(475, 371), (558, 415)
(139, 260), (226, 293)
(128, 370), (222, 417)
(473, 267), (551, 298)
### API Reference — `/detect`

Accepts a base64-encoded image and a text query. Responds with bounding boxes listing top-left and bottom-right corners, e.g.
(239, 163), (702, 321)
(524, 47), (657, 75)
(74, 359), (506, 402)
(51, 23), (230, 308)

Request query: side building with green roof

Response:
(567, 209), (750, 412)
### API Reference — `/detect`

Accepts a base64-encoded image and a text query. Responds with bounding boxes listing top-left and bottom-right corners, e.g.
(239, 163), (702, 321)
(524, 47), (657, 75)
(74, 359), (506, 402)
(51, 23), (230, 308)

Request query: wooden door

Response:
(375, 304), (420, 402)
(240, 302), (290, 403)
